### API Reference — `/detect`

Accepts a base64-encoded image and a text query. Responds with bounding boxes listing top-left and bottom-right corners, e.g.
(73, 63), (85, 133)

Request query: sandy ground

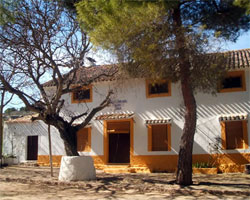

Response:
(0, 166), (250, 199)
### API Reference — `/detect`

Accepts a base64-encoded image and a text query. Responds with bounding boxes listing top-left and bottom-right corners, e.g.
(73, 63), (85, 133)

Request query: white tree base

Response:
(58, 156), (96, 181)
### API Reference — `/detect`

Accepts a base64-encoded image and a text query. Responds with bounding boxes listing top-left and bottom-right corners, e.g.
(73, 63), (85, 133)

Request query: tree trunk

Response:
(58, 127), (79, 156)
(176, 73), (197, 185)
(31, 116), (82, 157)
(0, 91), (5, 167)
(49, 119), (79, 156)
(173, 4), (197, 185)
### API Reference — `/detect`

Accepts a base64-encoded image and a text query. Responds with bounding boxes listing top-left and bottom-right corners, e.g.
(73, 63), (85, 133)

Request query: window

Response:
(71, 85), (93, 103)
(77, 127), (91, 152)
(146, 80), (171, 98)
(221, 120), (248, 150)
(148, 124), (171, 151)
(219, 71), (246, 93)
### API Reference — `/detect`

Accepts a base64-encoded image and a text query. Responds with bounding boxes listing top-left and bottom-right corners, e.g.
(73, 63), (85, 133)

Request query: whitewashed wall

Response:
(3, 68), (250, 160)
(3, 121), (65, 162)
(60, 68), (250, 156)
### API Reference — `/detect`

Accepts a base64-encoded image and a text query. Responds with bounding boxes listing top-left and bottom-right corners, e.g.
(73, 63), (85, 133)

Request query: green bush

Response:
(192, 162), (215, 168)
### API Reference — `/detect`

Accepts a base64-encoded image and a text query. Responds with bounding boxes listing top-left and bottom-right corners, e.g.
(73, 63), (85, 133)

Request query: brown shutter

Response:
(225, 121), (243, 149)
(152, 124), (168, 151)
(77, 128), (90, 152)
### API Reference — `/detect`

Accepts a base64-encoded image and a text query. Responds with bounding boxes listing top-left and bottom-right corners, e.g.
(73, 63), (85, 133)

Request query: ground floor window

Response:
(148, 124), (171, 151)
(221, 120), (248, 150)
(77, 127), (91, 152)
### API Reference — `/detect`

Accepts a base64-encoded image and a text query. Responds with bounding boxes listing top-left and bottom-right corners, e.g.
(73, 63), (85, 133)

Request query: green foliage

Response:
(234, 0), (250, 14)
(192, 162), (215, 168)
(4, 107), (17, 114)
(0, 0), (16, 25)
(75, 0), (250, 93)
(3, 154), (16, 158)
(19, 106), (28, 112)
(55, 0), (80, 13)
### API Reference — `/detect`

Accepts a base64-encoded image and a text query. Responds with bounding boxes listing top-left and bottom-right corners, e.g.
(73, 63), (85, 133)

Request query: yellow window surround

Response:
(221, 120), (248, 150)
(219, 70), (246, 93)
(147, 124), (171, 151)
(103, 118), (134, 164)
(71, 84), (93, 103)
(146, 79), (171, 98)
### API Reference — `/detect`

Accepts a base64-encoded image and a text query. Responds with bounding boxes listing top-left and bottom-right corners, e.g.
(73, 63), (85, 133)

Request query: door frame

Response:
(103, 118), (134, 164)
(27, 135), (38, 160)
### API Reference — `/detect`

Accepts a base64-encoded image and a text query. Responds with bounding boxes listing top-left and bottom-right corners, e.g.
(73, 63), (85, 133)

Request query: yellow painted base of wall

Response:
(37, 155), (62, 167)
(37, 153), (250, 173)
(193, 168), (218, 174)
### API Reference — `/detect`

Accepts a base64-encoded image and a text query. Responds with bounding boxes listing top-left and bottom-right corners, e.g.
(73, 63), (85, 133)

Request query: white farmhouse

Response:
(3, 48), (250, 173)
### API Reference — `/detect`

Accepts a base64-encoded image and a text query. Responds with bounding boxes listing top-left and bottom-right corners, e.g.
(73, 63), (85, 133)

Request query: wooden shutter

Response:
(77, 128), (90, 152)
(225, 121), (243, 149)
(151, 125), (168, 151)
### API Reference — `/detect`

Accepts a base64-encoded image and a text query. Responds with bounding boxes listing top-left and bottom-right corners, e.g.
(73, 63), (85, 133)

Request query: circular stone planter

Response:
(58, 156), (96, 181)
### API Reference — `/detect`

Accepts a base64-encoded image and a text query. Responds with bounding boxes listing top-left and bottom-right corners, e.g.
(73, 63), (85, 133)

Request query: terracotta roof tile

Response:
(43, 49), (250, 87)
(145, 119), (172, 125)
(95, 113), (134, 120)
(43, 64), (119, 87)
(6, 114), (39, 123)
(219, 113), (248, 122)
(223, 49), (250, 69)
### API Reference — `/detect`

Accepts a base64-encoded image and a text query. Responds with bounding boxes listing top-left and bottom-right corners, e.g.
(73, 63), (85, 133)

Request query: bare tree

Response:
(0, 0), (115, 156)
(0, 89), (14, 167)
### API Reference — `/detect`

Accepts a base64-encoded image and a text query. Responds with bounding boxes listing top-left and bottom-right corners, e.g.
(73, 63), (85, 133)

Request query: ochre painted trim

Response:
(130, 118), (134, 159)
(221, 122), (226, 150)
(192, 168), (218, 174)
(103, 120), (108, 164)
(145, 79), (171, 98)
(37, 155), (62, 167)
(168, 124), (171, 151)
(88, 127), (92, 152)
(147, 124), (171, 152)
(129, 153), (250, 173)
(71, 84), (93, 103)
(147, 125), (152, 151)
(219, 70), (246, 93)
(37, 152), (250, 173)
(103, 118), (134, 164)
(242, 120), (249, 149)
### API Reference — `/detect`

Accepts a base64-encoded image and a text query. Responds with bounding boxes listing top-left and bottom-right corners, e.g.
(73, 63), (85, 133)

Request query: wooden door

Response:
(27, 136), (38, 160)
(108, 133), (130, 163)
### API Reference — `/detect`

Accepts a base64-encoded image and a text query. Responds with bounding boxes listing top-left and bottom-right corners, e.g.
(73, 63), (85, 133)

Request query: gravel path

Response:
(0, 166), (250, 199)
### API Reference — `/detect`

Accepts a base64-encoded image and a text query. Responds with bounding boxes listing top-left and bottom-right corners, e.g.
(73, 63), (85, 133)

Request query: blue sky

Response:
(223, 32), (249, 50)
(4, 31), (250, 111)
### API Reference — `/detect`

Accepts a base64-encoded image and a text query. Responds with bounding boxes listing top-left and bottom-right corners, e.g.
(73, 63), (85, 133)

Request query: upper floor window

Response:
(71, 85), (93, 103)
(146, 80), (171, 98)
(221, 120), (248, 150)
(219, 71), (246, 93)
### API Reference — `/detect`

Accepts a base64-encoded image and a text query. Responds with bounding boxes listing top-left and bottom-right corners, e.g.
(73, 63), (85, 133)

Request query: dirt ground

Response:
(0, 166), (250, 200)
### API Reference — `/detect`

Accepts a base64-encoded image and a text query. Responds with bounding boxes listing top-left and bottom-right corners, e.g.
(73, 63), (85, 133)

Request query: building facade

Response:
(3, 49), (250, 173)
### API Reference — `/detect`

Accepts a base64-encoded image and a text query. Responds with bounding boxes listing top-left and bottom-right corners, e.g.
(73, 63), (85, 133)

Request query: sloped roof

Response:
(223, 48), (250, 69)
(5, 114), (39, 124)
(43, 64), (119, 87)
(43, 49), (250, 87)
